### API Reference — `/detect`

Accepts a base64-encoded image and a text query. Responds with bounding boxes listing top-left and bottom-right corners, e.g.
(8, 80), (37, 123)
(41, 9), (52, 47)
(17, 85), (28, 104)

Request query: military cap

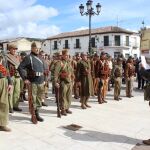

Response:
(31, 42), (37, 48)
(93, 53), (99, 57)
(20, 52), (27, 57)
(62, 49), (69, 55)
(54, 51), (61, 56)
(81, 52), (87, 57)
(8, 44), (17, 50)
(75, 52), (80, 57)
(117, 57), (122, 62)
(100, 51), (106, 56)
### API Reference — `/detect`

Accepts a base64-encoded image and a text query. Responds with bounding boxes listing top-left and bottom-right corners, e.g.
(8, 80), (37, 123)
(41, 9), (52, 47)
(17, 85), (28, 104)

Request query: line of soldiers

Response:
(0, 42), (137, 132)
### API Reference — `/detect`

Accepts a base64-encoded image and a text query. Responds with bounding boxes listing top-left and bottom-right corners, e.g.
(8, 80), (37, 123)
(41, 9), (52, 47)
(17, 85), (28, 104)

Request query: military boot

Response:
(35, 110), (44, 122)
(143, 139), (150, 145)
(0, 126), (11, 132)
(98, 94), (103, 104)
(85, 98), (91, 108)
(61, 109), (67, 116)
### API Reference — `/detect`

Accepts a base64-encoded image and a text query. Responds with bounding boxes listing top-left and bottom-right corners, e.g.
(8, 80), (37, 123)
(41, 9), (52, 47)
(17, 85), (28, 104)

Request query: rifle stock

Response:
(28, 83), (38, 124)
(55, 86), (61, 118)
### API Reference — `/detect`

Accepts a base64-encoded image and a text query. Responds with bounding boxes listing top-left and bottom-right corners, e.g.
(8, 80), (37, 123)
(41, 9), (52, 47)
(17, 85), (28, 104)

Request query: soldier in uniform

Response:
(19, 52), (27, 102)
(7, 44), (22, 113)
(113, 58), (123, 100)
(0, 53), (12, 132)
(125, 56), (135, 98)
(18, 42), (45, 122)
(54, 50), (74, 116)
(76, 52), (92, 109)
(50, 52), (61, 94)
(96, 52), (110, 104)
(73, 53), (81, 99)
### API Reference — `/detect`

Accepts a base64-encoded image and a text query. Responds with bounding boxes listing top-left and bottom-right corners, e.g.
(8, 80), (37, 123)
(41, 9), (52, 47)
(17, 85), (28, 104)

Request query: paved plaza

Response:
(0, 83), (150, 150)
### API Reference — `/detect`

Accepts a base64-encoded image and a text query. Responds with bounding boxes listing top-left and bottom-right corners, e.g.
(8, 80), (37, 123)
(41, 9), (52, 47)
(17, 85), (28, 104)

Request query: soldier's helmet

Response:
(8, 44), (17, 50)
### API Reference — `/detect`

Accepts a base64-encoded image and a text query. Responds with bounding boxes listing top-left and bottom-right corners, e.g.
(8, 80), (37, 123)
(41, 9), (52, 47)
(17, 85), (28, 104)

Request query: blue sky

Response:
(0, 0), (149, 39)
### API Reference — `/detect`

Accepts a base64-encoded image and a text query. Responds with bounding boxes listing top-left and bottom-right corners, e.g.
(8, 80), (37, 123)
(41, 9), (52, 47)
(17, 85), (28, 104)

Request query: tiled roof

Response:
(47, 26), (136, 40)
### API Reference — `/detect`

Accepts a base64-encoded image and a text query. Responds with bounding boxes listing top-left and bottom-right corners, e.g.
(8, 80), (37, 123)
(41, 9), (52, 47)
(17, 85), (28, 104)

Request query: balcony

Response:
(52, 45), (59, 50)
(74, 43), (81, 49)
(63, 44), (70, 49)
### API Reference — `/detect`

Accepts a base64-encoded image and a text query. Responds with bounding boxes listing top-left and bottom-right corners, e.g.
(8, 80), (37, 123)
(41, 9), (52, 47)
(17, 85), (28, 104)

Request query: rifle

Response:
(55, 86), (61, 118)
(27, 83), (38, 124)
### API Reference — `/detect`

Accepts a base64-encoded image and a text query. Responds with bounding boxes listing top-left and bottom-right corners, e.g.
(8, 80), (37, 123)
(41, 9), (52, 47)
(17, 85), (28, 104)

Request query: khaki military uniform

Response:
(7, 53), (21, 110)
(54, 59), (74, 113)
(96, 59), (110, 103)
(113, 64), (122, 100)
(76, 59), (92, 108)
(125, 62), (135, 97)
(0, 61), (12, 127)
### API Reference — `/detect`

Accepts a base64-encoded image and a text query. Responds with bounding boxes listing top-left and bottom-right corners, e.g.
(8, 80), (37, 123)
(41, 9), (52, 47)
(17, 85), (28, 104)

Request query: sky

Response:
(0, 0), (149, 39)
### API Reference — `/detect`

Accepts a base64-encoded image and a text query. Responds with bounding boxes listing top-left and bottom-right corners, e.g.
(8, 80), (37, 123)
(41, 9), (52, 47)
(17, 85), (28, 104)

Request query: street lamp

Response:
(79, 0), (101, 54)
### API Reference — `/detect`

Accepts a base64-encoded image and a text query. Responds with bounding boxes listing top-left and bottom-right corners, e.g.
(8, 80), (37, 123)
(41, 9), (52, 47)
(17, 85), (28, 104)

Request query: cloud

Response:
(0, 0), (60, 39)
(74, 26), (88, 31)
(0, 22), (61, 39)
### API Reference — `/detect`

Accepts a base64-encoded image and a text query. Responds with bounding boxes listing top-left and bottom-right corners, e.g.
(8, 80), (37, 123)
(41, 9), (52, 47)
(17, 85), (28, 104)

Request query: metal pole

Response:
(89, 13), (92, 54)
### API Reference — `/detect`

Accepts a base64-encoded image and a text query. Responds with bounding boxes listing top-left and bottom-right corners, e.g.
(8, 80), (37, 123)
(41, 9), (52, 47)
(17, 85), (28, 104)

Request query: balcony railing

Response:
(74, 43), (81, 49)
(52, 45), (59, 50)
(63, 44), (70, 49)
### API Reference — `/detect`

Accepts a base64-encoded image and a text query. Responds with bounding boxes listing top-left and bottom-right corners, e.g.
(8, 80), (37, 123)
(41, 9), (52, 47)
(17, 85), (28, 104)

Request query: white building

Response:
(0, 37), (44, 54)
(42, 26), (140, 58)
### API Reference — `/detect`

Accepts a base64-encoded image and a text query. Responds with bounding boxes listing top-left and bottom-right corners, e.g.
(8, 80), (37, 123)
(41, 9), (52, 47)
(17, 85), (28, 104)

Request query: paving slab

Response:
(0, 83), (150, 150)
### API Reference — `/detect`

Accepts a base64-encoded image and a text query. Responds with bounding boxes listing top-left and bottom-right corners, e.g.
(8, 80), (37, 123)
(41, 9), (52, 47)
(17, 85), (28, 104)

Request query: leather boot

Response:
(35, 110), (44, 122)
(61, 109), (67, 116)
(0, 126), (11, 132)
(98, 95), (103, 104)
(143, 139), (150, 145)
(66, 109), (72, 114)
(81, 103), (86, 109)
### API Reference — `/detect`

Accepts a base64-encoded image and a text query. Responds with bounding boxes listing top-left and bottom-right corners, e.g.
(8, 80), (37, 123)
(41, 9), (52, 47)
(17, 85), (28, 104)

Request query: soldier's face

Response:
(10, 48), (17, 55)
(32, 47), (39, 54)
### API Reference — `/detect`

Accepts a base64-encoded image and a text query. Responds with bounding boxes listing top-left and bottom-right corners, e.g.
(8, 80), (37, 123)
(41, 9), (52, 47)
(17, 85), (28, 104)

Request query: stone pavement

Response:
(0, 83), (150, 150)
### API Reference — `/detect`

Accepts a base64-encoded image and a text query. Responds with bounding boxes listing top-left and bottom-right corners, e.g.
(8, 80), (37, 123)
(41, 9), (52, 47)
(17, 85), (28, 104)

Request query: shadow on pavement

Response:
(62, 128), (142, 145)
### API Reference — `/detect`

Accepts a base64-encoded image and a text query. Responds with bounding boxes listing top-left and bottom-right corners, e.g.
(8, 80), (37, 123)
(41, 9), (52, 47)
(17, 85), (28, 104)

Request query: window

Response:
(91, 37), (96, 48)
(54, 41), (57, 50)
(126, 36), (129, 46)
(104, 36), (109, 46)
(76, 39), (80, 48)
(65, 40), (69, 49)
(115, 35), (120, 46)
(114, 52), (121, 58)
(125, 53), (129, 59)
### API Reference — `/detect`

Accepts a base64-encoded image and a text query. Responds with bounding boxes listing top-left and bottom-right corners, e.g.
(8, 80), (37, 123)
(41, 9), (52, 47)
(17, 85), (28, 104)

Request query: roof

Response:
(0, 37), (44, 43)
(47, 26), (137, 40)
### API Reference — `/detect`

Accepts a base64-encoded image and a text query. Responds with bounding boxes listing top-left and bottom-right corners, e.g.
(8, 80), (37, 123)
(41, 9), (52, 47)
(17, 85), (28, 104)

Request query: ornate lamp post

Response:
(79, 0), (101, 54)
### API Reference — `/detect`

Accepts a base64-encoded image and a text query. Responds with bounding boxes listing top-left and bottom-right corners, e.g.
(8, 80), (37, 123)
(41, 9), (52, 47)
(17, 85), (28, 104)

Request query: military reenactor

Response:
(50, 52), (61, 94)
(18, 42), (45, 122)
(96, 52), (110, 104)
(54, 50), (74, 116)
(125, 56), (136, 98)
(19, 52), (27, 102)
(76, 52), (92, 109)
(91, 53), (99, 96)
(0, 53), (12, 132)
(73, 53), (81, 99)
(7, 44), (22, 113)
(113, 58), (123, 101)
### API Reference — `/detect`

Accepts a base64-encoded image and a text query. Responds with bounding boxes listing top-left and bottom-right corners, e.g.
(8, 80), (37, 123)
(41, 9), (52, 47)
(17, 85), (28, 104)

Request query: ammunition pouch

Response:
(60, 72), (69, 79)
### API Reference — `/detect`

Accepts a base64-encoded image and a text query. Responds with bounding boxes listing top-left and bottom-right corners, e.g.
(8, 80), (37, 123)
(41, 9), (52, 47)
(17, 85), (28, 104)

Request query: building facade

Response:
(42, 26), (140, 58)
(0, 37), (44, 54)
(140, 28), (150, 56)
